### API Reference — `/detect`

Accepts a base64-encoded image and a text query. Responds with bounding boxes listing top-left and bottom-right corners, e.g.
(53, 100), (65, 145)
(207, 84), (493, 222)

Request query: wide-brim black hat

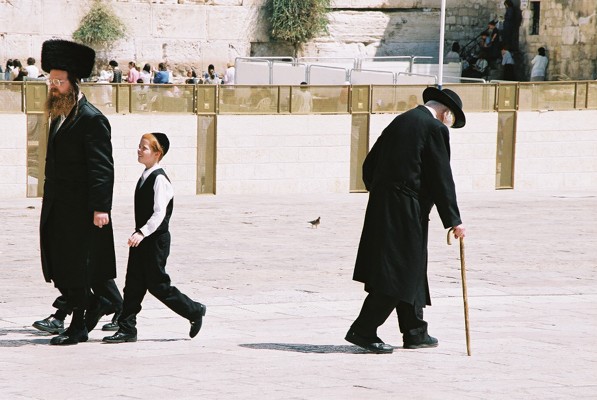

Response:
(41, 39), (95, 79)
(422, 87), (466, 128)
(152, 132), (170, 156)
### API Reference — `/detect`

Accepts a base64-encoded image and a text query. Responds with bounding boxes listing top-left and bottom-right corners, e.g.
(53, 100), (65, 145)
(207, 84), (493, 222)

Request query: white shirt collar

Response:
(142, 164), (161, 180)
(424, 105), (438, 119)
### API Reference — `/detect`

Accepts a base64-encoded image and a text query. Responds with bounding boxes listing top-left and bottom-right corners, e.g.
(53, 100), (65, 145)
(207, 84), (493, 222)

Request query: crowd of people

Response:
(449, 0), (547, 82)
(0, 57), (45, 81)
(1, 55), (236, 86)
(95, 60), (236, 85)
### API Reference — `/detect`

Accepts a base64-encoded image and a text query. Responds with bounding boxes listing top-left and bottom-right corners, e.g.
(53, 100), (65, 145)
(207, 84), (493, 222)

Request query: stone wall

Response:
(0, 0), (497, 78)
(3, 0), (596, 80)
(520, 0), (597, 80)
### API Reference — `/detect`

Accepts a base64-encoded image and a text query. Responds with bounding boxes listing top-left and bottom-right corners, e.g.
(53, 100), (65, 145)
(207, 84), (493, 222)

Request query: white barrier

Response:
(272, 63), (307, 85)
(235, 59), (270, 85)
(307, 65), (349, 85)
(350, 69), (395, 85)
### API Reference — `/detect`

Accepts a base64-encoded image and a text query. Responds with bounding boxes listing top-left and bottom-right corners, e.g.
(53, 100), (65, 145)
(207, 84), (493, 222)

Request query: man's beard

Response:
(45, 86), (77, 118)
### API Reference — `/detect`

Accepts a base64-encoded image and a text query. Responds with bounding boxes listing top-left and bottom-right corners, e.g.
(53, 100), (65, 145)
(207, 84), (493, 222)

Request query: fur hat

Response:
(41, 39), (95, 79)
(422, 87), (466, 129)
(151, 132), (170, 156)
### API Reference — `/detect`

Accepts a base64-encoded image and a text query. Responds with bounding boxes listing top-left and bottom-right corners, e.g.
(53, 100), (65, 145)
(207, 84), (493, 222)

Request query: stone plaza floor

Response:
(1, 190), (596, 399)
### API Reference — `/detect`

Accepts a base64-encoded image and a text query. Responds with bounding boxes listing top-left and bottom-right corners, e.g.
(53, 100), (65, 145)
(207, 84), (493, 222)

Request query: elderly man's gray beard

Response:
(45, 86), (77, 118)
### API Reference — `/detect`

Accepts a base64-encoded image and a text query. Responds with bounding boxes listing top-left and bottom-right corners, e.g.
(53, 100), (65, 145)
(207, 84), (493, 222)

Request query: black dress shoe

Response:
(103, 331), (137, 343)
(49, 327), (88, 345)
(403, 331), (439, 349)
(101, 321), (119, 331)
(102, 312), (121, 331)
(33, 315), (65, 334)
(85, 297), (113, 332)
(345, 329), (394, 354)
(189, 304), (207, 339)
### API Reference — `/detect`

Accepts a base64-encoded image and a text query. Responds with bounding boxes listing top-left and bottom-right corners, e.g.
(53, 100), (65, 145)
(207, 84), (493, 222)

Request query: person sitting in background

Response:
(445, 42), (461, 63)
(3, 59), (13, 81)
(127, 61), (140, 84)
(25, 57), (40, 79)
(14, 68), (28, 81)
(140, 63), (152, 84)
(463, 51), (489, 79)
(223, 62), (235, 84)
(109, 60), (122, 83)
(11, 59), (22, 80)
(204, 64), (221, 84)
(530, 47), (548, 82)
(185, 69), (199, 84)
(153, 63), (170, 84)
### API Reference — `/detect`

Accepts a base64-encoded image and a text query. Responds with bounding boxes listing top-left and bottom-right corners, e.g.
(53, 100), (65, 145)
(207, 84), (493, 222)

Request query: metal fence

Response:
(4, 80), (597, 116)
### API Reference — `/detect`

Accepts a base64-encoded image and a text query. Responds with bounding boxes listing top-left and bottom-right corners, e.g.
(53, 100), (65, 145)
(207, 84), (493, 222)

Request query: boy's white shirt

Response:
(138, 163), (174, 237)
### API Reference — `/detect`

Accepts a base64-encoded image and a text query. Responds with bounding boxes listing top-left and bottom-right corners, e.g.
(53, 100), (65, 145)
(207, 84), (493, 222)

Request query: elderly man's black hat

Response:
(423, 87), (466, 128)
(41, 39), (95, 79)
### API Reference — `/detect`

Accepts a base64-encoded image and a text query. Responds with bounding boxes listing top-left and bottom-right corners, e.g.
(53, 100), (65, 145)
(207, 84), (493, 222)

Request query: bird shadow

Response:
(239, 342), (373, 354)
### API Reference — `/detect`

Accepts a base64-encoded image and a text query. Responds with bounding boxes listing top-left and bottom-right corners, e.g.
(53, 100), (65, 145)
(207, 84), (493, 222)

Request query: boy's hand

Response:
(128, 231), (144, 247)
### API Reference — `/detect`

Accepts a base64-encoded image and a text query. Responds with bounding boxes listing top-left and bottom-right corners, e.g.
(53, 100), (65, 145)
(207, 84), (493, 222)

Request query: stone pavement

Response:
(1, 190), (596, 399)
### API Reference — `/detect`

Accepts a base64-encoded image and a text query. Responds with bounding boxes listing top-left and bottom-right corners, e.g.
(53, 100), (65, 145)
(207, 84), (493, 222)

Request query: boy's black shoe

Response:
(189, 304), (207, 339)
(103, 330), (137, 343)
(102, 312), (121, 331)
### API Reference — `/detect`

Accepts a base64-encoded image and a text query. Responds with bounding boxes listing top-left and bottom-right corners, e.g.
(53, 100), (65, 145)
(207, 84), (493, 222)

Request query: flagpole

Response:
(438, 0), (447, 89)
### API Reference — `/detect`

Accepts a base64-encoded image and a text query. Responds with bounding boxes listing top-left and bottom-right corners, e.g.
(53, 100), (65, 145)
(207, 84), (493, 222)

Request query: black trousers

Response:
(119, 232), (202, 334)
(351, 292), (428, 340)
(53, 279), (123, 320)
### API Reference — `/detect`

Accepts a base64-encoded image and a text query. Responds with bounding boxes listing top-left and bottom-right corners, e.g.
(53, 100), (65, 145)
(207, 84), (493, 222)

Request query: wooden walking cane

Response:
(447, 228), (471, 356)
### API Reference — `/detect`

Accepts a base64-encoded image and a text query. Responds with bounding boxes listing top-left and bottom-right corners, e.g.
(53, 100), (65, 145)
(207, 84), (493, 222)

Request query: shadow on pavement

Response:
(239, 343), (372, 354)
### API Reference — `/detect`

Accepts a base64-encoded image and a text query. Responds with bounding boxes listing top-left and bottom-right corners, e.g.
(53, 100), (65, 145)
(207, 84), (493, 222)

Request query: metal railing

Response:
(3, 80), (597, 116)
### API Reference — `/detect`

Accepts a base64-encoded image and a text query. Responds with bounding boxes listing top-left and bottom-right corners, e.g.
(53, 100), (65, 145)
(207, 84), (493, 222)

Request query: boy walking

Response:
(103, 133), (206, 343)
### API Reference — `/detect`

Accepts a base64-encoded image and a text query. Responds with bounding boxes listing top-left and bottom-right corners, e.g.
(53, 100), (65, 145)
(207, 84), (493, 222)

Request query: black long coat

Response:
(40, 95), (116, 288)
(353, 106), (462, 307)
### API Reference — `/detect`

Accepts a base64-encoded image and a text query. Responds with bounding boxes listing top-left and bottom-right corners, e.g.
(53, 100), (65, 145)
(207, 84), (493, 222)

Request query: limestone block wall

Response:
(521, 1), (597, 80)
(515, 110), (597, 190)
(215, 114), (352, 194)
(0, 115), (27, 198)
(262, 1), (499, 60)
(0, 0), (498, 78)
(6, 0), (597, 81)
(370, 112), (499, 192)
(0, 0), (262, 76)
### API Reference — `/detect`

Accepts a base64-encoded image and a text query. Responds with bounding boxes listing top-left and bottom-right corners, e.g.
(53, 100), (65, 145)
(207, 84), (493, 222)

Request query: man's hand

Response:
(128, 232), (144, 247)
(94, 211), (110, 228)
(451, 224), (466, 239)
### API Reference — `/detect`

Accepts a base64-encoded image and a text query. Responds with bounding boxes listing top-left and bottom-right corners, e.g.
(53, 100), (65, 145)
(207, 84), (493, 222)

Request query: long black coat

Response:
(40, 95), (116, 288)
(353, 106), (462, 307)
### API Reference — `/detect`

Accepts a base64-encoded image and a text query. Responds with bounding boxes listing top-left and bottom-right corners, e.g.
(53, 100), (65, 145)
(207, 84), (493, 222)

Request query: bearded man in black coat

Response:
(37, 40), (122, 345)
(345, 87), (467, 354)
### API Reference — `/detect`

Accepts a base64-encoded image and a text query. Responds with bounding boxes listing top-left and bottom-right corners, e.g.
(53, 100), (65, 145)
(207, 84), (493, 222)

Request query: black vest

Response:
(135, 169), (173, 234)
